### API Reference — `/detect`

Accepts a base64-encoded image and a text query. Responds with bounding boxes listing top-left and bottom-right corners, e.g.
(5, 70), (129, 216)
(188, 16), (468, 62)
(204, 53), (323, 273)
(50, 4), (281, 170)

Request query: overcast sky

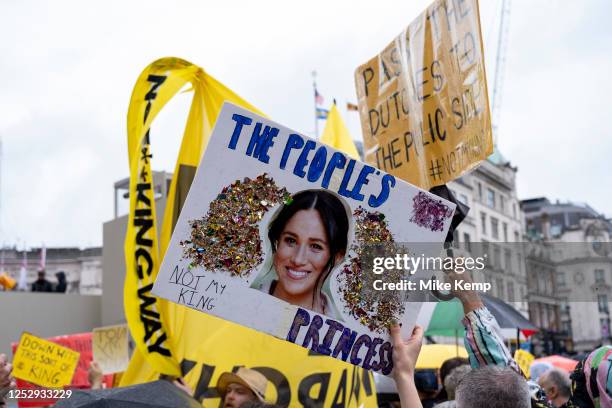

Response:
(1, 0), (611, 249)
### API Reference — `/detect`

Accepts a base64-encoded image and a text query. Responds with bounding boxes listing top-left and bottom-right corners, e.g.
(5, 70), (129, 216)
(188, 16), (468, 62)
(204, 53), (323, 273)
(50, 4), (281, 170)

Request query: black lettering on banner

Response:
(331, 369), (348, 408)
(252, 367), (291, 407)
(173, 359), (376, 406)
(131, 74), (173, 360)
(135, 248), (152, 279)
(298, 373), (331, 408)
(194, 364), (220, 401)
(349, 366), (361, 405)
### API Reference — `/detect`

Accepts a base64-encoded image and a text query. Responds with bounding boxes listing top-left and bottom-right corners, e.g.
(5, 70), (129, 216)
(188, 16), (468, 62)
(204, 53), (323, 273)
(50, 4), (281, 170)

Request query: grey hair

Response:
(540, 368), (571, 398)
(455, 366), (530, 408)
(444, 365), (471, 400)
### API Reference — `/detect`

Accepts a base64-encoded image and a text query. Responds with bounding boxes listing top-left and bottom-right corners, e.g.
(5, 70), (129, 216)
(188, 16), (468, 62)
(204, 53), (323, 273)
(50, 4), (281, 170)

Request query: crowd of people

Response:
(391, 270), (612, 408)
(1, 269), (611, 407)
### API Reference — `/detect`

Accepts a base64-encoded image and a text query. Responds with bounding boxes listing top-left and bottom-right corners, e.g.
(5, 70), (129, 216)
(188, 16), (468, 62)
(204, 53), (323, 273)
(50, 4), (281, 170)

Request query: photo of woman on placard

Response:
(252, 190), (349, 319)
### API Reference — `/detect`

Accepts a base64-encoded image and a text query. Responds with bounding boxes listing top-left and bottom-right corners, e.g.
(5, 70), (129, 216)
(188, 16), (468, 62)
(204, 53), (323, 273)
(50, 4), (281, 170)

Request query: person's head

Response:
(440, 357), (469, 386)
(455, 366), (530, 408)
(55, 271), (66, 282)
(268, 190), (348, 310)
(437, 357), (469, 400)
(538, 368), (570, 407)
(37, 269), (45, 280)
(443, 365), (471, 400)
(217, 367), (268, 408)
(414, 370), (438, 399)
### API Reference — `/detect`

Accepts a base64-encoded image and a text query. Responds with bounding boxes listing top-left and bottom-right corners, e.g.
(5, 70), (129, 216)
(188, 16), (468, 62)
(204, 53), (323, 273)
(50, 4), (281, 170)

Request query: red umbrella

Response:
(530, 355), (578, 380)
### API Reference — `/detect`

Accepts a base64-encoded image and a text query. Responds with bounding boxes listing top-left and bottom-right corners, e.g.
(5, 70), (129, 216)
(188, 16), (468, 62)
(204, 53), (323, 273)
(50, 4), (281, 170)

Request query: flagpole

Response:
(312, 70), (318, 139)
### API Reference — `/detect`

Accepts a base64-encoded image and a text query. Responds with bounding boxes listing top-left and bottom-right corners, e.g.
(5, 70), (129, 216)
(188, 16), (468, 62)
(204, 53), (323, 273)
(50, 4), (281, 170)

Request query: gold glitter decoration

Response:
(181, 173), (290, 278)
(337, 207), (406, 333)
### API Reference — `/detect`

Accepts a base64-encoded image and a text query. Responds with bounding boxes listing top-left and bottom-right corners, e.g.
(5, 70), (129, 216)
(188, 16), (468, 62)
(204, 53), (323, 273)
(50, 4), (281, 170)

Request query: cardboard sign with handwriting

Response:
(92, 325), (129, 374)
(12, 333), (80, 388)
(355, 0), (493, 189)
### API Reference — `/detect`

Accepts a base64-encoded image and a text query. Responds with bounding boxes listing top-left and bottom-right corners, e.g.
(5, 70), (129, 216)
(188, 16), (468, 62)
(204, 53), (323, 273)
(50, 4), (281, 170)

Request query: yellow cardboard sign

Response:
(92, 325), (129, 374)
(12, 333), (80, 388)
(514, 349), (535, 379)
(355, 0), (493, 189)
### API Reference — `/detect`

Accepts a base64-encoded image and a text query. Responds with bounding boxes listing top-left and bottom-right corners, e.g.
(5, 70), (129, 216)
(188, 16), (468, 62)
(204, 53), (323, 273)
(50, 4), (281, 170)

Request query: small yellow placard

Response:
(12, 332), (80, 388)
(92, 324), (129, 374)
(514, 349), (535, 379)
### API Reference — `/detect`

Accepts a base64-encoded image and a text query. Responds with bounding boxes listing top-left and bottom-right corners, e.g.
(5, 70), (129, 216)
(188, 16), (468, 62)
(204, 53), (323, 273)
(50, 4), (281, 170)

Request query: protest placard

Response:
(92, 325), (129, 374)
(152, 102), (454, 375)
(354, 0), (493, 189)
(12, 332), (114, 408)
(12, 333), (80, 389)
(514, 349), (535, 379)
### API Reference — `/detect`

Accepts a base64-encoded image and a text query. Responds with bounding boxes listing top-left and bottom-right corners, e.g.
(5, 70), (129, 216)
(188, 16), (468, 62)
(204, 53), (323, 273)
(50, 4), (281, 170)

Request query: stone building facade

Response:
(0, 246), (102, 294)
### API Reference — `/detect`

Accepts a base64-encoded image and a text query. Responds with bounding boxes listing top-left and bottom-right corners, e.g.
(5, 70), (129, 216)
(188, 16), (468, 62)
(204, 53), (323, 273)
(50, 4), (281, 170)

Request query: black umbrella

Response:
(54, 380), (201, 408)
(482, 293), (538, 332)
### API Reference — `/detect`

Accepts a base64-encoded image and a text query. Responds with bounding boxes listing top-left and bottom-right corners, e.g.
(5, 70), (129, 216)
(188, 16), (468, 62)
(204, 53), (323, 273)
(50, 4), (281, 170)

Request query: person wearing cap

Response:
(217, 367), (268, 408)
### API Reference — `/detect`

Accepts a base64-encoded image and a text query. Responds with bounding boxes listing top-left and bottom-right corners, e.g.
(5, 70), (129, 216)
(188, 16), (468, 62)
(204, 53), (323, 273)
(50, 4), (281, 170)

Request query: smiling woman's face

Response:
(272, 208), (331, 305)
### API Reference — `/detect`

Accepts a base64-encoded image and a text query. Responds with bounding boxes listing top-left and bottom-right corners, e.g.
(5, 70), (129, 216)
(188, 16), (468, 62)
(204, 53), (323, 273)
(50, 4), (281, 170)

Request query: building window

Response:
(557, 271), (566, 287)
(453, 230), (460, 248)
(463, 233), (471, 252)
(598, 294), (609, 313)
(504, 249), (512, 271)
(496, 278), (505, 299)
(477, 182), (483, 201)
(487, 188), (495, 208)
(481, 213), (487, 235)
(503, 223), (508, 242)
(516, 252), (523, 274)
(491, 217), (499, 239)
(507, 281), (515, 302)
(601, 317), (610, 338)
(493, 245), (501, 269)
(514, 231), (520, 242)
(482, 240), (490, 260)
(596, 269), (605, 284)
(562, 320), (572, 336)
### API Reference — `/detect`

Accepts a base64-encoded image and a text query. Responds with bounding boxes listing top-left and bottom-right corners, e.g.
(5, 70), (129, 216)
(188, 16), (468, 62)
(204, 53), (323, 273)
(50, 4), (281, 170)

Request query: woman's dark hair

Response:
(268, 190), (349, 307)
(436, 357), (469, 402)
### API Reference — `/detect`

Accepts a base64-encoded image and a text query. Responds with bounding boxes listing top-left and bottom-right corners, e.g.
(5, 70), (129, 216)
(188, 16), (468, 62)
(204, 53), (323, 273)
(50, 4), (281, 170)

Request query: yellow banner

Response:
(354, 0), (492, 189)
(92, 325), (129, 375)
(124, 317), (377, 407)
(514, 349), (535, 379)
(122, 57), (377, 406)
(12, 333), (80, 388)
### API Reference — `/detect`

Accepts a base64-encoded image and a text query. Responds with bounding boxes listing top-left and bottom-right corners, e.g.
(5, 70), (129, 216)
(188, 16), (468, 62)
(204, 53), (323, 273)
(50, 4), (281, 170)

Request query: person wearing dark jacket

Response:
(31, 270), (53, 292)
(55, 271), (67, 293)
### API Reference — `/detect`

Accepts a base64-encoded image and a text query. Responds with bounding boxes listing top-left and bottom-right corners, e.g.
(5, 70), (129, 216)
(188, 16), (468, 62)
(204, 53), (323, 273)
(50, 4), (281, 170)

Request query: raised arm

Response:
(450, 271), (520, 373)
(390, 324), (424, 408)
